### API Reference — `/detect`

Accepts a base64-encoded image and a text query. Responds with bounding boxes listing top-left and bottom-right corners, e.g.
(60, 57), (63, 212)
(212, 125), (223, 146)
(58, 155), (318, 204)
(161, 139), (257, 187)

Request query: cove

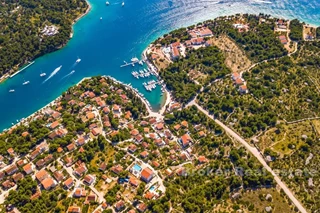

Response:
(0, 0), (320, 131)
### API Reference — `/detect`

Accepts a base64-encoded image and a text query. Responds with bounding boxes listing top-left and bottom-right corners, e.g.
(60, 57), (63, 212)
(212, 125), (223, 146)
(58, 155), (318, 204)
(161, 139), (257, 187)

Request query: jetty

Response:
(120, 57), (144, 67)
(10, 61), (35, 78)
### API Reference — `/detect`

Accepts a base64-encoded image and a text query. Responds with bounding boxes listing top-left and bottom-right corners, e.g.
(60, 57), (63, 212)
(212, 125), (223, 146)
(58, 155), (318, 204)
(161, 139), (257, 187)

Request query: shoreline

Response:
(0, 0), (92, 83)
(70, 0), (92, 38)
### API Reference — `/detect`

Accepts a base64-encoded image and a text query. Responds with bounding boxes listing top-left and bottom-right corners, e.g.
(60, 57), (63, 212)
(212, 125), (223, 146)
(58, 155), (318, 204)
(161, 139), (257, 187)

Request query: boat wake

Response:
(60, 70), (75, 80)
(43, 65), (62, 83)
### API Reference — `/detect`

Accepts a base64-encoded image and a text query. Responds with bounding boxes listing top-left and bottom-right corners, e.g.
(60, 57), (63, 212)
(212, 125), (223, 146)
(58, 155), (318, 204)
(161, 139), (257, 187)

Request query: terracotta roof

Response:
(41, 178), (55, 190)
(23, 163), (33, 175)
(35, 170), (49, 182)
(141, 167), (153, 182)
(64, 177), (74, 188)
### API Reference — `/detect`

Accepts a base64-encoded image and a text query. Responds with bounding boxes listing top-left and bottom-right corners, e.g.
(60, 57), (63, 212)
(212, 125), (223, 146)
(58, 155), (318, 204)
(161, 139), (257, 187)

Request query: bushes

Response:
(289, 19), (303, 41)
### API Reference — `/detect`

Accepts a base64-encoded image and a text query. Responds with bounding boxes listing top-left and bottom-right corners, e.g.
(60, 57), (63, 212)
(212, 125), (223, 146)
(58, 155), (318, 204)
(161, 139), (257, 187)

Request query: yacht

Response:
(106, 1), (110, 5)
(76, 58), (81, 63)
(9, 89), (15, 93)
(22, 81), (30, 85)
(131, 57), (139, 62)
(40, 72), (46, 77)
(122, 2), (125, 6)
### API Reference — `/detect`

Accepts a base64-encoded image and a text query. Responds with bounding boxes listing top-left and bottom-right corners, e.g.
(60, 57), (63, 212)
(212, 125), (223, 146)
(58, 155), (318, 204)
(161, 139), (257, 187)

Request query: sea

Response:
(0, 0), (319, 131)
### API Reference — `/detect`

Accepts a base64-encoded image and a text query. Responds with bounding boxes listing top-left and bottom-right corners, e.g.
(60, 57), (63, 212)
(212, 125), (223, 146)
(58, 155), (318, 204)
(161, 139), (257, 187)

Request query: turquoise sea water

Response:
(0, 0), (320, 131)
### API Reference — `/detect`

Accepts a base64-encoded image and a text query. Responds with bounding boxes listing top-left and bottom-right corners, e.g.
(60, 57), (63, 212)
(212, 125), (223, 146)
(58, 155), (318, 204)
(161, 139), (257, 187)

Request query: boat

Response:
(70, 70), (75, 74)
(131, 57), (139, 63)
(122, 2), (125, 6)
(40, 72), (46, 77)
(22, 81), (30, 85)
(138, 60), (143, 65)
(106, 1), (110, 5)
(9, 89), (15, 93)
(100, 17), (103, 20)
(76, 58), (81, 63)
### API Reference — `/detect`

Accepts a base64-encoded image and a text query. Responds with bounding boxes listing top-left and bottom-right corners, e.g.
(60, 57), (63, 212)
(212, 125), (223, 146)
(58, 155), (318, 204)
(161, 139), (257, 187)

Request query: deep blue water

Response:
(0, 0), (320, 131)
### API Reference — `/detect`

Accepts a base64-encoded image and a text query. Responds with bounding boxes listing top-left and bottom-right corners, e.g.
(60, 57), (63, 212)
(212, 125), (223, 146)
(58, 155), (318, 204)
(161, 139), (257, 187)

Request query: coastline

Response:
(70, 0), (92, 38)
(0, 0), (92, 83)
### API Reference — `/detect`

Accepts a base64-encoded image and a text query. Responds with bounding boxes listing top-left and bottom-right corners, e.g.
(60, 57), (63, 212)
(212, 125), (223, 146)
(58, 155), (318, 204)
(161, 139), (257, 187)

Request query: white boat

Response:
(122, 2), (125, 6)
(131, 57), (139, 62)
(22, 81), (30, 85)
(106, 1), (110, 5)
(138, 60), (143, 65)
(9, 89), (15, 93)
(40, 72), (46, 77)
(100, 17), (103, 20)
(70, 70), (75, 74)
(76, 58), (81, 63)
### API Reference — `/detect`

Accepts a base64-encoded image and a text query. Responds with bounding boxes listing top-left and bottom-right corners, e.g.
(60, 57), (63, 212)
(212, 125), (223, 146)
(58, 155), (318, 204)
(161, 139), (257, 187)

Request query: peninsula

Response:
(0, 0), (89, 81)
(0, 13), (319, 213)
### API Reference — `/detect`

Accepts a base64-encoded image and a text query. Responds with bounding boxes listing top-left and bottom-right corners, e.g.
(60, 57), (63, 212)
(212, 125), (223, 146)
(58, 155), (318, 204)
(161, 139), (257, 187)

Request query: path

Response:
(190, 101), (307, 213)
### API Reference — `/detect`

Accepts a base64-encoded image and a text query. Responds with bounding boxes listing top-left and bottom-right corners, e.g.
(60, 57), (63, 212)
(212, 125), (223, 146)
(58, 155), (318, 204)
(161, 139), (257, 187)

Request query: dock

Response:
(120, 58), (144, 68)
(10, 61), (35, 78)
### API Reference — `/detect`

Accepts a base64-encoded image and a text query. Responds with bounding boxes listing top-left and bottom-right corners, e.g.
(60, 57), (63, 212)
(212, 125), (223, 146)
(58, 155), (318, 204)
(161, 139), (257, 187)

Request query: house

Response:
(0, 172), (5, 181)
(74, 165), (87, 177)
(92, 127), (102, 136)
(67, 143), (75, 152)
(7, 148), (15, 156)
(22, 163), (33, 175)
(155, 123), (164, 131)
(52, 111), (61, 119)
(84, 175), (95, 185)
(5, 164), (18, 176)
(135, 134), (143, 143)
(103, 107), (110, 114)
(232, 72), (240, 81)
(86, 193), (97, 203)
(115, 200), (125, 212)
(198, 156), (208, 164)
(174, 124), (181, 131)
(112, 104), (121, 113)
(21, 131), (29, 137)
(99, 162), (107, 171)
(75, 137), (85, 146)
(239, 85), (248, 93)
(36, 170), (49, 182)
(181, 120), (188, 128)
(199, 28), (213, 37)
(68, 206), (81, 213)
(235, 78), (243, 86)
(180, 134), (192, 147)
(111, 165), (123, 175)
(198, 131), (206, 138)
(191, 37), (205, 45)
(128, 144), (137, 153)
(12, 173), (24, 183)
(2, 180), (15, 190)
(140, 151), (149, 158)
(171, 47), (180, 60)
(176, 167), (187, 176)
(152, 161), (160, 168)
(130, 129), (139, 136)
(140, 167), (154, 183)
(53, 171), (64, 182)
(30, 149), (41, 160)
(144, 191), (155, 200)
(137, 203), (147, 212)
(279, 35), (288, 44)
(41, 178), (56, 190)
(86, 112), (95, 120)
(50, 121), (60, 130)
(73, 188), (86, 198)
(165, 168), (173, 177)
(64, 177), (74, 189)
(129, 176), (139, 187)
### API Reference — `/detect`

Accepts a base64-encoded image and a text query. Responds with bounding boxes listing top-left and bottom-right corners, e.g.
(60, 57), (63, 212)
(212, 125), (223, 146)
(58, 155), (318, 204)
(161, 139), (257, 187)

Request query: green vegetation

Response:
(160, 46), (229, 103)
(289, 19), (303, 41)
(5, 176), (68, 213)
(0, 0), (88, 76)
(317, 27), (320, 39)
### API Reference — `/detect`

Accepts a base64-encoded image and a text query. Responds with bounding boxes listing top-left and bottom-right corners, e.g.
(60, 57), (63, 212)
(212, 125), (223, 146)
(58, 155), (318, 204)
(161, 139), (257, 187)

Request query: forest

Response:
(0, 0), (88, 77)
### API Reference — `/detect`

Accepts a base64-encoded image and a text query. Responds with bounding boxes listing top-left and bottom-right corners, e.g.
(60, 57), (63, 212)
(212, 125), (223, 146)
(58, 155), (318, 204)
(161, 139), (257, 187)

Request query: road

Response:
(190, 101), (308, 213)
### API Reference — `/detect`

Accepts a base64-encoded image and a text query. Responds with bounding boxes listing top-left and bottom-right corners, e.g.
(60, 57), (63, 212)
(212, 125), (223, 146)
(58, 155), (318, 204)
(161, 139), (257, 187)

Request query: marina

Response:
(120, 57), (144, 67)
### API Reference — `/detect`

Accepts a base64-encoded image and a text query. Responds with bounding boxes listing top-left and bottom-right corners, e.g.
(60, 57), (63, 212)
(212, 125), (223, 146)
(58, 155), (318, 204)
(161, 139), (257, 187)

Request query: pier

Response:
(10, 61), (35, 78)
(120, 58), (144, 67)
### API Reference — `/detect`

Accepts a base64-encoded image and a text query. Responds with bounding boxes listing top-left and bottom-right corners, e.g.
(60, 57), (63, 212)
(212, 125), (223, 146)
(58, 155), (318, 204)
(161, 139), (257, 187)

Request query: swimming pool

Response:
(133, 164), (142, 172)
(149, 185), (155, 191)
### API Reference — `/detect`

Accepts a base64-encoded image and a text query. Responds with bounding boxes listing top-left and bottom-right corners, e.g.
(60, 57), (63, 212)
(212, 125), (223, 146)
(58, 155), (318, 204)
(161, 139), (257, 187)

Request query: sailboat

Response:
(122, 2), (125, 6)
(106, 1), (110, 5)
